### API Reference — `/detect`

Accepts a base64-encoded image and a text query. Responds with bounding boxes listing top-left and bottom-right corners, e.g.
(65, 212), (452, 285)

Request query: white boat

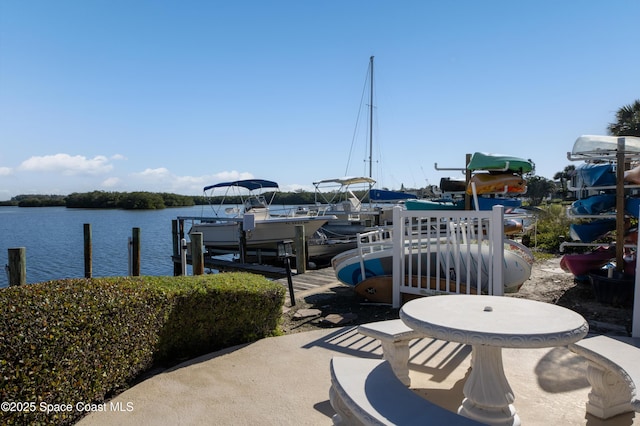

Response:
(331, 229), (533, 294)
(189, 179), (331, 253)
(312, 177), (380, 230)
(305, 176), (381, 262)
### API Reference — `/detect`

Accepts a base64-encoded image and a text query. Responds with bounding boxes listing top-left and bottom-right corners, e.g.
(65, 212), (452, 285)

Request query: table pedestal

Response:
(457, 345), (520, 426)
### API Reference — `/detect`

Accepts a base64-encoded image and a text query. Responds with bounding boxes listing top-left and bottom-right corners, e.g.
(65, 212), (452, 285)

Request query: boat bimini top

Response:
(203, 179), (279, 192)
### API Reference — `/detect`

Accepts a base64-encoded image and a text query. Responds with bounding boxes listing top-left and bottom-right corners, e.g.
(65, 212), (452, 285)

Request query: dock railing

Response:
(390, 205), (505, 308)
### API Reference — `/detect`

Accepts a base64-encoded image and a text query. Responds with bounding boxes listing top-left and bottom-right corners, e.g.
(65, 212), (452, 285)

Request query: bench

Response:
(568, 335), (640, 419)
(329, 357), (483, 425)
(357, 320), (425, 386)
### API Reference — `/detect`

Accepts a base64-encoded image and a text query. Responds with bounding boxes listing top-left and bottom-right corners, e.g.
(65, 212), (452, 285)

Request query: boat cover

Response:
(574, 163), (616, 187)
(203, 179), (279, 192)
(626, 197), (640, 218)
(569, 219), (617, 243)
(571, 194), (616, 216)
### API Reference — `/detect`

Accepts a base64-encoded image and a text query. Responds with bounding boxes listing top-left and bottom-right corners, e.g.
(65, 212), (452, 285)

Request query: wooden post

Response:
(191, 232), (204, 275)
(132, 227), (141, 276)
(295, 225), (306, 274)
(172, 219), (181, 276)
(239, 224), (247, 263)
(8, 247), (26, 286)
(615, 139), (626, 273)
(84, 223), (92, 278)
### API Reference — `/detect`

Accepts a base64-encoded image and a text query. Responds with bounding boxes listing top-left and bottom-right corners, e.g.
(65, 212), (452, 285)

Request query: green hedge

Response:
(0, 273), (285, 425)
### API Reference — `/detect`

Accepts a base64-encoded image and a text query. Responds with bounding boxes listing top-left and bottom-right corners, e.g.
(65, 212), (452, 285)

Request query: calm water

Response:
(0, 205), (221, 288)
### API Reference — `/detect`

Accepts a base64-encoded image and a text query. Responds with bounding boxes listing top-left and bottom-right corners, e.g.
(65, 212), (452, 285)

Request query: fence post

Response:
(172, 219), (181, 276)
(392, 206), (403, 308)
(8, 247), (26, 286)
(490, 205), (505, 296)
(191, 232), (204, 275)
(295, 225), (306, 274)
(84, 223), (92, 278)
(633, 205), (640, 338)
(180, 238), (188, 276)
(132, 227), (141, 276)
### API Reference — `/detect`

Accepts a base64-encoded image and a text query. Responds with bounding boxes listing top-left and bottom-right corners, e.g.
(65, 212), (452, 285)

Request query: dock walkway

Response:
(275, 267), (345, 300)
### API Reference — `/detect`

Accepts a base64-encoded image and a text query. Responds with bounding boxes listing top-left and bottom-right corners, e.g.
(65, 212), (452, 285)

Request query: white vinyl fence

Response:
(390, 205), (505, 308)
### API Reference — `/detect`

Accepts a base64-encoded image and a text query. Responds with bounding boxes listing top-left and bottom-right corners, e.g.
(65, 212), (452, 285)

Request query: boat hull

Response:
(190, 216), (329, 251)
(405, 199), (465, 211)
(332, 241), (532, 294)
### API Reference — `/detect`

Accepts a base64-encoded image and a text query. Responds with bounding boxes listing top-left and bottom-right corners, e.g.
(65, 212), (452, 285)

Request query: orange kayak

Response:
(467, 173), (527, 195)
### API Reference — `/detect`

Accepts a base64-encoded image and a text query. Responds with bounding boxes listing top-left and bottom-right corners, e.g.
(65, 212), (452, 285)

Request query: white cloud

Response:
(0, 167), (12, 176)
(111, 154), (127, 161)
(18, 154), (113, 175)
(213, 171), (254, 182)
(101, 177), (121, 188)
(134, 168), (171, 178)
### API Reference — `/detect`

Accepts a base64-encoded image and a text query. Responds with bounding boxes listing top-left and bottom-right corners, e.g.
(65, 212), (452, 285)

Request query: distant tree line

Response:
(0, 191), (197, 209)
(0, 190), (324, 209)
(65, 191), (197, 209)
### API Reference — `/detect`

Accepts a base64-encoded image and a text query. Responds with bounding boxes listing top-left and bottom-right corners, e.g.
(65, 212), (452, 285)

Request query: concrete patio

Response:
(78, 326), (638, 426)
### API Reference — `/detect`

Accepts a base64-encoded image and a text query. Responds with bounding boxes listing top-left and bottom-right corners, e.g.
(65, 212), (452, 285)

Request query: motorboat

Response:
(189, 179), (331, 255)
(305, 176), (382, 263)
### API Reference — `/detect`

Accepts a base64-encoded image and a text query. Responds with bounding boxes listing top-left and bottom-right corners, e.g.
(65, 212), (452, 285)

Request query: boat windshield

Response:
(245, 196), (268, 212)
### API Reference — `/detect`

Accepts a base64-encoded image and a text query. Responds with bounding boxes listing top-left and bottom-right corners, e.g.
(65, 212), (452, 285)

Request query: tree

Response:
(552, 165), (575, 200)
(607, 99), (640, 136)
(525, 175), (556, 206)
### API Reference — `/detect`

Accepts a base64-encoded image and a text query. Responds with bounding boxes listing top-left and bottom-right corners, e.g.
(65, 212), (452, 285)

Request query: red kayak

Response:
(560, 246), (616, 277)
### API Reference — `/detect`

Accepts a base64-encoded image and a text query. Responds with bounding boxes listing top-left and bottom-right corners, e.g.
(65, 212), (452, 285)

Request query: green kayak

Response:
(467, 152), (534, 173)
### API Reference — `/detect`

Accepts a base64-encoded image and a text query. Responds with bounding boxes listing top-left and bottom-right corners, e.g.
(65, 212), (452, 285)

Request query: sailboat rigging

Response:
(345, 56), (377, 182)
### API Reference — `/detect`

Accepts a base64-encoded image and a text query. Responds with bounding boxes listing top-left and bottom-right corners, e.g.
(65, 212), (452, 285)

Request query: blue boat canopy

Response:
(203, 179), (279, 192)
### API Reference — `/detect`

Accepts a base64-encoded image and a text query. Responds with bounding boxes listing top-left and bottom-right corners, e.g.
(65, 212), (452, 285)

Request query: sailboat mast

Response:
(368, 56), (374, 180)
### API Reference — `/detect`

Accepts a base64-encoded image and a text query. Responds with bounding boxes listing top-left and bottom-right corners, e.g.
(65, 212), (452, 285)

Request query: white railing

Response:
(390, 205), (505, 307)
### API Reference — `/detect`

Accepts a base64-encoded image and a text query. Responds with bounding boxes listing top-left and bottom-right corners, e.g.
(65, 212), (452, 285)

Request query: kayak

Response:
(466, 173), (527, 195)
(560, 246), (616, 277)
(571, 134), (640, 156)
(467, 152), (534, 174)
(569, 219), (616, 243)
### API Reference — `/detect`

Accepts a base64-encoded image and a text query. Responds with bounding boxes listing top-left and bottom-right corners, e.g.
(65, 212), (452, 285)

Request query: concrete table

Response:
(400, 295), (589, 426)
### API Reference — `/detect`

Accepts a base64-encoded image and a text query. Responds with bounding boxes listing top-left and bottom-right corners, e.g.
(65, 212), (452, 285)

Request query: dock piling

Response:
(7, 247), (26, 286)
(191, 232), (204, 275)
(84, 223), (92, 278)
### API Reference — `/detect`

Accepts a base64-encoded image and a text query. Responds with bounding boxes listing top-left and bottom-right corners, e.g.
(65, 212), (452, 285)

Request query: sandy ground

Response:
(281, 257), (634, 336)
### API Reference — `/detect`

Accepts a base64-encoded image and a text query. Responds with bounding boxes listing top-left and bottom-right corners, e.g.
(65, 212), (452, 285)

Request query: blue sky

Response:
(1, 1), (639, 201)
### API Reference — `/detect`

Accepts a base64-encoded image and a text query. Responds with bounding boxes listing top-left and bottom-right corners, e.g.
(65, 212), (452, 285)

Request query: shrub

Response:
(531, 203), (574, 253)
(0, 274), (284, 425)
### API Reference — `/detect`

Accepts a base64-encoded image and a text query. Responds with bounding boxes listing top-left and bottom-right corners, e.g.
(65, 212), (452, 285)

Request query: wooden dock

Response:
(172, 254), (343, 295)
(275, 266), (343, 295)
